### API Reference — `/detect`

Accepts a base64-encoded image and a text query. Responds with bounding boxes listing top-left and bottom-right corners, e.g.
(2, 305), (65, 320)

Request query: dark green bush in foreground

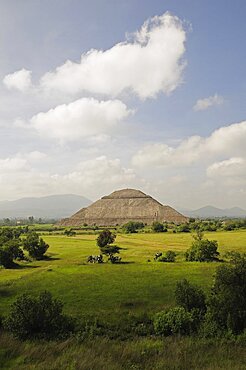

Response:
(4, 291), (74, 340)
(154, 307), (194, 336)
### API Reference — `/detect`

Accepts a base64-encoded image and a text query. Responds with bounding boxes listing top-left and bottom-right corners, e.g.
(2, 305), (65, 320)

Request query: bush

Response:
(206, 254), (246, 334)
(159, 250), (176, 262)
(185, 239), (219, 262)
(175, 279), (206, 313)
(23, 232), (49, 260)
(4, 291), (74, 340)
(154, 307), (194, 336)
(152, 222), (167, 233)
(122, 221), (144, 233)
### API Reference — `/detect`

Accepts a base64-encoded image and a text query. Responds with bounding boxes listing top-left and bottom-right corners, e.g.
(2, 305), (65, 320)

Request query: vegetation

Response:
(22, 232), (49, 260)
(158, 250), (176, 262)
(122, 221), (145, 233)
(152, 221), (167, 233)
(154, 307), (194, 336)
(185, 230), (220, 262)
(0, 227), (245, 368)
(4, 291), (74, 340)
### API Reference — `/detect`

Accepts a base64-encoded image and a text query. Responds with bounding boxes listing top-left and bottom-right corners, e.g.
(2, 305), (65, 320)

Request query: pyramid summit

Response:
(59, 188), (188, 226)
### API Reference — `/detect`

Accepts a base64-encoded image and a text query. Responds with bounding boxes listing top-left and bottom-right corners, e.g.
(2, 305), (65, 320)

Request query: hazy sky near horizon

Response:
(0, 0), (245, 209)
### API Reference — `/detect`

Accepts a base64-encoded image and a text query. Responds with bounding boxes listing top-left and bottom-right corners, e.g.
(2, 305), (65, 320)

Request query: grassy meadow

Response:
(0, 229), (246, 369)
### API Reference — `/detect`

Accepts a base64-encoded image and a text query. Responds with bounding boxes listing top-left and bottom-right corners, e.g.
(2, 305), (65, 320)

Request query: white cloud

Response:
(40, 12), (186, 99)
(0, 155), (139, 200)
(132, 120), (246, 168)
(28, 98), (131, 142)
(193, 94), (224, 111)
(0, 157), (28, 172)
(207, 157), (246, 178)
(3, 69), (32, 92)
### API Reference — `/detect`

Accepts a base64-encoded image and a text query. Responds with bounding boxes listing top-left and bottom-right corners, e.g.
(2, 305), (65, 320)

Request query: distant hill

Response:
(0, 194), (92, 219)
(178, 205), (246, 218)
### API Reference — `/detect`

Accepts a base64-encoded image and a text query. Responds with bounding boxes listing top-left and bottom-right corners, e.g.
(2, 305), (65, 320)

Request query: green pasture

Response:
(0, 230), (245, 322)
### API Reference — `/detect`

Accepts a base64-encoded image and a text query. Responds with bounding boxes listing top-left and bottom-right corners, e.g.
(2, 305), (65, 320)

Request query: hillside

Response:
(0, 194), (92, 219)
(179, 206), (246, 218)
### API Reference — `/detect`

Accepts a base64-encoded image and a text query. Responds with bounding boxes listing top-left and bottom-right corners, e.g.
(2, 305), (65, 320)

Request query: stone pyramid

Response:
(59, 188), (188, 226)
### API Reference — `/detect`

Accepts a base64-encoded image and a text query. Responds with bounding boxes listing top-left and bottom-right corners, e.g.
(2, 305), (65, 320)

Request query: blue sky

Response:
(0, 0), (245, 208)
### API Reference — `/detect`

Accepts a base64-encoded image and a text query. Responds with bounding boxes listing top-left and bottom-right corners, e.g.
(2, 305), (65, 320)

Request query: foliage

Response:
(154, 307), (194, 336)
(96, 229), (116, 248)
(177, 224), (191, 233)
(152, 222), (167, 233)
(4, 291), (74, 340)
(0, 228), (25, 268)
(175, 279), (206, 314)
(23, 232), (49, 260)
(206, 254), (246, 334)
(185, 239), (219, 262)
(64, 229), (76, 236)
(158, 250), (176, 262)
(122, 221), (145, 233)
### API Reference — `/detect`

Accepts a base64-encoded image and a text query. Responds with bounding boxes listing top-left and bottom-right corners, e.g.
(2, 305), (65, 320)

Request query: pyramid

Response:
(59, 188), (188, 226)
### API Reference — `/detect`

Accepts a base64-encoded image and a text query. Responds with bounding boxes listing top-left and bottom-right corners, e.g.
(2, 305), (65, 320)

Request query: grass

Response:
(0, 229), (245, 369)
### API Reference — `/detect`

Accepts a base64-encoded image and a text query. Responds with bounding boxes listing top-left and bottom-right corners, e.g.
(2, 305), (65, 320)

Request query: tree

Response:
(0, 228), (24, 268)
(175, 279), (206, 314)
(23, 232), (49, 260)
(4, 291), (74, 340)
(206, 254), (246, 334)
(96, 229), (116, 248)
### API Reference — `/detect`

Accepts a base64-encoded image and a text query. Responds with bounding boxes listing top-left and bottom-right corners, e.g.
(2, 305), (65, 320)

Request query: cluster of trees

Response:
(122, 221), (145, 233)
(0, 228), (49, 268)
(154, 253), (246, 337)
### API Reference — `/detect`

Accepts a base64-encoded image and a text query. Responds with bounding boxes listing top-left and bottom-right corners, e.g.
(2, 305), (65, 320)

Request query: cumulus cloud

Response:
(207, 157), (246, 178)
(40, 12), (186, 99)
(132, 120), (246, 168)
(3, 69), (32, 92)
(0, 155), (139, 200)
(193, 94), (224, 111)
(26, 98), (131, 141)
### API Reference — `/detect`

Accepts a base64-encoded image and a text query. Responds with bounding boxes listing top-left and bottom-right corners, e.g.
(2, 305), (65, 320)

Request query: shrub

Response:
(4, 291), (74, 340)
(64, 229), (76, 236)
(23, 232), (49, 260)
(185, 239), (219, 262)
(154, 307), (194, 336)
(122, 221), (144, 233)
(152, 222), (167, 233)
(175, 279), (206, 313)
(206, 254), (246, 334)
(159, 250), (176, 262)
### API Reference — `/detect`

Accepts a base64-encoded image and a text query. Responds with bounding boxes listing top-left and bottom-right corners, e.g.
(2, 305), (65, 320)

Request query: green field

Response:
(0, 230), (246, 369)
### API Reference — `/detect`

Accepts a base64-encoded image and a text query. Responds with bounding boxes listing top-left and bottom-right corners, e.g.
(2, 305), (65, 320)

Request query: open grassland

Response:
(0, 230), (246, 369)
(0, 230), (245, 320)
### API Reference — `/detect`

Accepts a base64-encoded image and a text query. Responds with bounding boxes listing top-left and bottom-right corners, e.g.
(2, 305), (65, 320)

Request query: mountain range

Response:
(0, 194), (245, 219)
(0, 194), (92, 219)
(178, 205), (246, 218)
